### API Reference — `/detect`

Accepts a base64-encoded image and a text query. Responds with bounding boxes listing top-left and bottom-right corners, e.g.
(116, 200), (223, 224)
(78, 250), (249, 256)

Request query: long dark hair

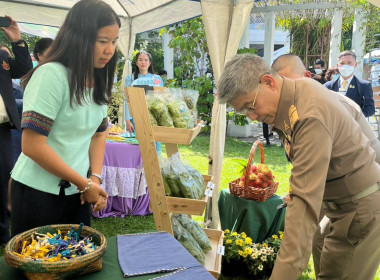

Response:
(133, 51), (154, 80)
(22, 0), (121, 107)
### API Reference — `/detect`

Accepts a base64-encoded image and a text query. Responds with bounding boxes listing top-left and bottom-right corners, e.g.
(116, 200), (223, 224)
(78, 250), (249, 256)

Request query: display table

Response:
(0, 236), (166, 280)
(92, 142), (151, 218)
(0, 234), (214, 280)
(218, 189), (286, 243)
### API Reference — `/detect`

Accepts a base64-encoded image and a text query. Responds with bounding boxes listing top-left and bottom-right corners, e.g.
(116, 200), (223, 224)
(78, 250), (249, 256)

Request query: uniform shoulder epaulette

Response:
(289, 105), (299, 130)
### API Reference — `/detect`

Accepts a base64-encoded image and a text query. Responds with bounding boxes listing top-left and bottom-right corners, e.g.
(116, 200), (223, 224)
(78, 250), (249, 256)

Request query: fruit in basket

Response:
(239, 163), (278, 189)
(109, 124), (124, 133)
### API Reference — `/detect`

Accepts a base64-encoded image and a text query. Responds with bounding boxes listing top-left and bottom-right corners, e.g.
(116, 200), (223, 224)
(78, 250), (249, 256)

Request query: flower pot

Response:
(221, 257), (250, 278)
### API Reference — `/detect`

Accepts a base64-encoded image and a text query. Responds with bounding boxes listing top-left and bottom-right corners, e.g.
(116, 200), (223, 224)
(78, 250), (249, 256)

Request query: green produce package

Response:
(158, 157), (172, 196)
(166, 88), (193, 129)
(174, 214), (212, 252)
(169, 153), (203, 199)
(171, 216), (205, 264)
(181, 89), (199, 127)
(146, 91), (174, 127)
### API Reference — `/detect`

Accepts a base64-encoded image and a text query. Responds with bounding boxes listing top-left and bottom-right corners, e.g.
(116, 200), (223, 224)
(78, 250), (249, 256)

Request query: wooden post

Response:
(126, 87), (173, 234)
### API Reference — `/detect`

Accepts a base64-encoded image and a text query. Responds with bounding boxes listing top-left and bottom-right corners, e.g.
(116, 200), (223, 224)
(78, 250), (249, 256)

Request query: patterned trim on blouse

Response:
(21, 111), (54, 137)
(96, 117), (108, 132)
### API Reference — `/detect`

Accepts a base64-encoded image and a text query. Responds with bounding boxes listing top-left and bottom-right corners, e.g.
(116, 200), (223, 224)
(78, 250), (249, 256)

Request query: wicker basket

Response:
(229, 140), (278, 202)
(5, 224), (107, 280)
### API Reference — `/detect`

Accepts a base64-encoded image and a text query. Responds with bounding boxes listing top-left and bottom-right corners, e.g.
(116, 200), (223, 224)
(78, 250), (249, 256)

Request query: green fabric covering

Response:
(0, 236), (168, 280)
(218, 189), (286, 243)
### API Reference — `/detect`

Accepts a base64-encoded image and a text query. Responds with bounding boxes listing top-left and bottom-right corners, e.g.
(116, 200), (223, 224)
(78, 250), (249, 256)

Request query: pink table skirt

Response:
(92, 142), (151, 218)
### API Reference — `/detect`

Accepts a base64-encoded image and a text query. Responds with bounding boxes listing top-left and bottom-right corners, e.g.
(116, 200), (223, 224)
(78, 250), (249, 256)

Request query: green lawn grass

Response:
(1, 135), (379, 279)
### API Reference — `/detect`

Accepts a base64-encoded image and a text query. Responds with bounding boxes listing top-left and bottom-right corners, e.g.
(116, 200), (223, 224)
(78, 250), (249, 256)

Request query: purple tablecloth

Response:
(92, 142), (151, 218)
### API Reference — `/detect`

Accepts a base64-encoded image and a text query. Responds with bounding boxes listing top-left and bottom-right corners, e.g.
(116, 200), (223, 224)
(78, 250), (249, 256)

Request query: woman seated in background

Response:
(33, 37), (53, 63)
(124, 51), (163, 133)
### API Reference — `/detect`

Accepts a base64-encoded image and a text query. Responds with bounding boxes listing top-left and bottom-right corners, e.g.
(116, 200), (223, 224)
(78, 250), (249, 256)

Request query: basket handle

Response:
(243, 140), (265, 187)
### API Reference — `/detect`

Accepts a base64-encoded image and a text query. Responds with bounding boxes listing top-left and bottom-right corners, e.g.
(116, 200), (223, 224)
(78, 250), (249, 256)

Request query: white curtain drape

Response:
(202, 0), (254, 229)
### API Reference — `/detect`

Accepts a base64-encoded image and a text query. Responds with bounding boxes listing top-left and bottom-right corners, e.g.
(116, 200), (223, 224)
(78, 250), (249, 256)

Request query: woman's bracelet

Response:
(78, 179), (92, 194)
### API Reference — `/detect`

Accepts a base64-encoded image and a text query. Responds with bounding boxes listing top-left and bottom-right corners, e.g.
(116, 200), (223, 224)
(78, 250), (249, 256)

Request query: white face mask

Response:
(314, 68), (322, 75)
(338, 65), (354, 78)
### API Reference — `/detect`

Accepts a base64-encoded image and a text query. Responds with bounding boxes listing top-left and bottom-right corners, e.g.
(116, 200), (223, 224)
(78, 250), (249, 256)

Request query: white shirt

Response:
(0, 94), (10, 124)
(338, 76), (354, 95)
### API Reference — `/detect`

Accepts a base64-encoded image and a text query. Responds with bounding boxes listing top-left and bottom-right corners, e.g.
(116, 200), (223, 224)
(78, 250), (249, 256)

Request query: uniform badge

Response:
(349, 84), (355, 89)
(289, 105), (299, 130)
(2, 60), (10, 71)
(283, 120), (289, 131)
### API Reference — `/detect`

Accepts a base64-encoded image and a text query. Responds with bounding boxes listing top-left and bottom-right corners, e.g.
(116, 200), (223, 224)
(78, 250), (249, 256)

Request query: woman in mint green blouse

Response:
(10, 0), (120, 236)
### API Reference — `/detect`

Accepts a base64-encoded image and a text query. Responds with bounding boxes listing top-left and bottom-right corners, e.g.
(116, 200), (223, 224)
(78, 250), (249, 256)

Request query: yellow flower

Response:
(279, 233), (283, 240)
(242, 252), (248, 258)
(241, 232), (247, 239)
(232, 232), (238, 237)
(263, 243), (268, 248)
(251, 253), (258, 259)
(224, 229), (230, 234)
(244, 248), (252, 255)
(235, 239), (243, 246)
(258, 264), (263, 270)
(226, 239), (232, 244)
(245, 237), (252, 245)
(238, 250), (244, 256)
(272, 235), (278, 240)
(278, 231), (283, 235)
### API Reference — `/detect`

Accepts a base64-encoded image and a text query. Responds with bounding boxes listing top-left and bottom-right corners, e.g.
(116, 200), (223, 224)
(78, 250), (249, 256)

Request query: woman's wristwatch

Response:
(90, 173), (103, 184)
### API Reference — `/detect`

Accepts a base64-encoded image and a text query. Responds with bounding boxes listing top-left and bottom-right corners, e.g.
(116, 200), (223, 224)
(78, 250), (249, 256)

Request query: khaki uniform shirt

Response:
(270, 77), (380, 279)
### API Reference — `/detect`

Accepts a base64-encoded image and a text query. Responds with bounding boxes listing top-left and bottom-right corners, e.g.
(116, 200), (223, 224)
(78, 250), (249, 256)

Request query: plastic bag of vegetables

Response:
(146, 91), (174, 127)
(171, 216), (205, 264)
(174, 214), (212, 252)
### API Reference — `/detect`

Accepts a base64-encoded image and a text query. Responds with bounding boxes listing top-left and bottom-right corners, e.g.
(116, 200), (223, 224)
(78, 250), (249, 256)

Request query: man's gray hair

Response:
(217, 54), (275, 104)
(338, 50), (356, 61)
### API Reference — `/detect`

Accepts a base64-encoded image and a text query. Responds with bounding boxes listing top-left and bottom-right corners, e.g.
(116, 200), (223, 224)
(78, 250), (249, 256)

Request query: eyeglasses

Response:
(235, 84), (261, 115)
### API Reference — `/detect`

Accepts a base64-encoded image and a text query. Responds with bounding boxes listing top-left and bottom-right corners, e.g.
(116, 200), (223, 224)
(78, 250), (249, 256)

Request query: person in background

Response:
(218, 53), (380, 280)
(33, 37), (53, 63)
(311, 58), (327, 84)
(262, 122), (272, 147)
(0, 15), (33, 245)
(325, 50), (375, 117)
(124, 51), (163, 133)
(10, 0), (118, 237)
(272, 53), (380, 277)
(0, 43), (27, 216)
(325, 66), (339, 82)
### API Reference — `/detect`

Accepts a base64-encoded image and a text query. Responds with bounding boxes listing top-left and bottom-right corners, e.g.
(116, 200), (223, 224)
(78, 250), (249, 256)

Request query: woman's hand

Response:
(92, 195), (108, 212)
(126, 120), (134, 132)
(80, 180), (108, 211)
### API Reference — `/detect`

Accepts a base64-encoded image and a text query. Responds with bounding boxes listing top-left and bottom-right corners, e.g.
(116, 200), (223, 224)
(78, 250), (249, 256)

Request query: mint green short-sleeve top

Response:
(12, 62), (108, 195)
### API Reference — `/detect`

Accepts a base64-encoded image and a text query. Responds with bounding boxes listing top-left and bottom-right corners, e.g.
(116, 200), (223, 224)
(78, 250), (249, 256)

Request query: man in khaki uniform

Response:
(218, 54), (380, 279)
(271, 53), (380, 277)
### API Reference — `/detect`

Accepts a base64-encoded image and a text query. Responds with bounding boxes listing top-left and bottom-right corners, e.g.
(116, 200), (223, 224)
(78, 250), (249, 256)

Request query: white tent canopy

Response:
(2, 0), (377, 229)
(1, 0), (247, 229)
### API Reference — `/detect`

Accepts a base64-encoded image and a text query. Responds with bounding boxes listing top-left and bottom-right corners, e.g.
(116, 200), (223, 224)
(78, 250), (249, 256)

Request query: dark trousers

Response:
(0, 124), (12, 243)
(263, 122), (270, 144)
(11, 180), (91, 237)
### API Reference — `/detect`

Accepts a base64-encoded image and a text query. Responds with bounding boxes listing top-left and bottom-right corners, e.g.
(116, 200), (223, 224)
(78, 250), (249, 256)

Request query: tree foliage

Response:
(160, 17), (214, 128)
(277, 0), (380, 67)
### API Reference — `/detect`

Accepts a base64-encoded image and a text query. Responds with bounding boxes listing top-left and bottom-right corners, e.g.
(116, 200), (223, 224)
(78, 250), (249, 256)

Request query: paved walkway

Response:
(230, 122), (282, 146)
